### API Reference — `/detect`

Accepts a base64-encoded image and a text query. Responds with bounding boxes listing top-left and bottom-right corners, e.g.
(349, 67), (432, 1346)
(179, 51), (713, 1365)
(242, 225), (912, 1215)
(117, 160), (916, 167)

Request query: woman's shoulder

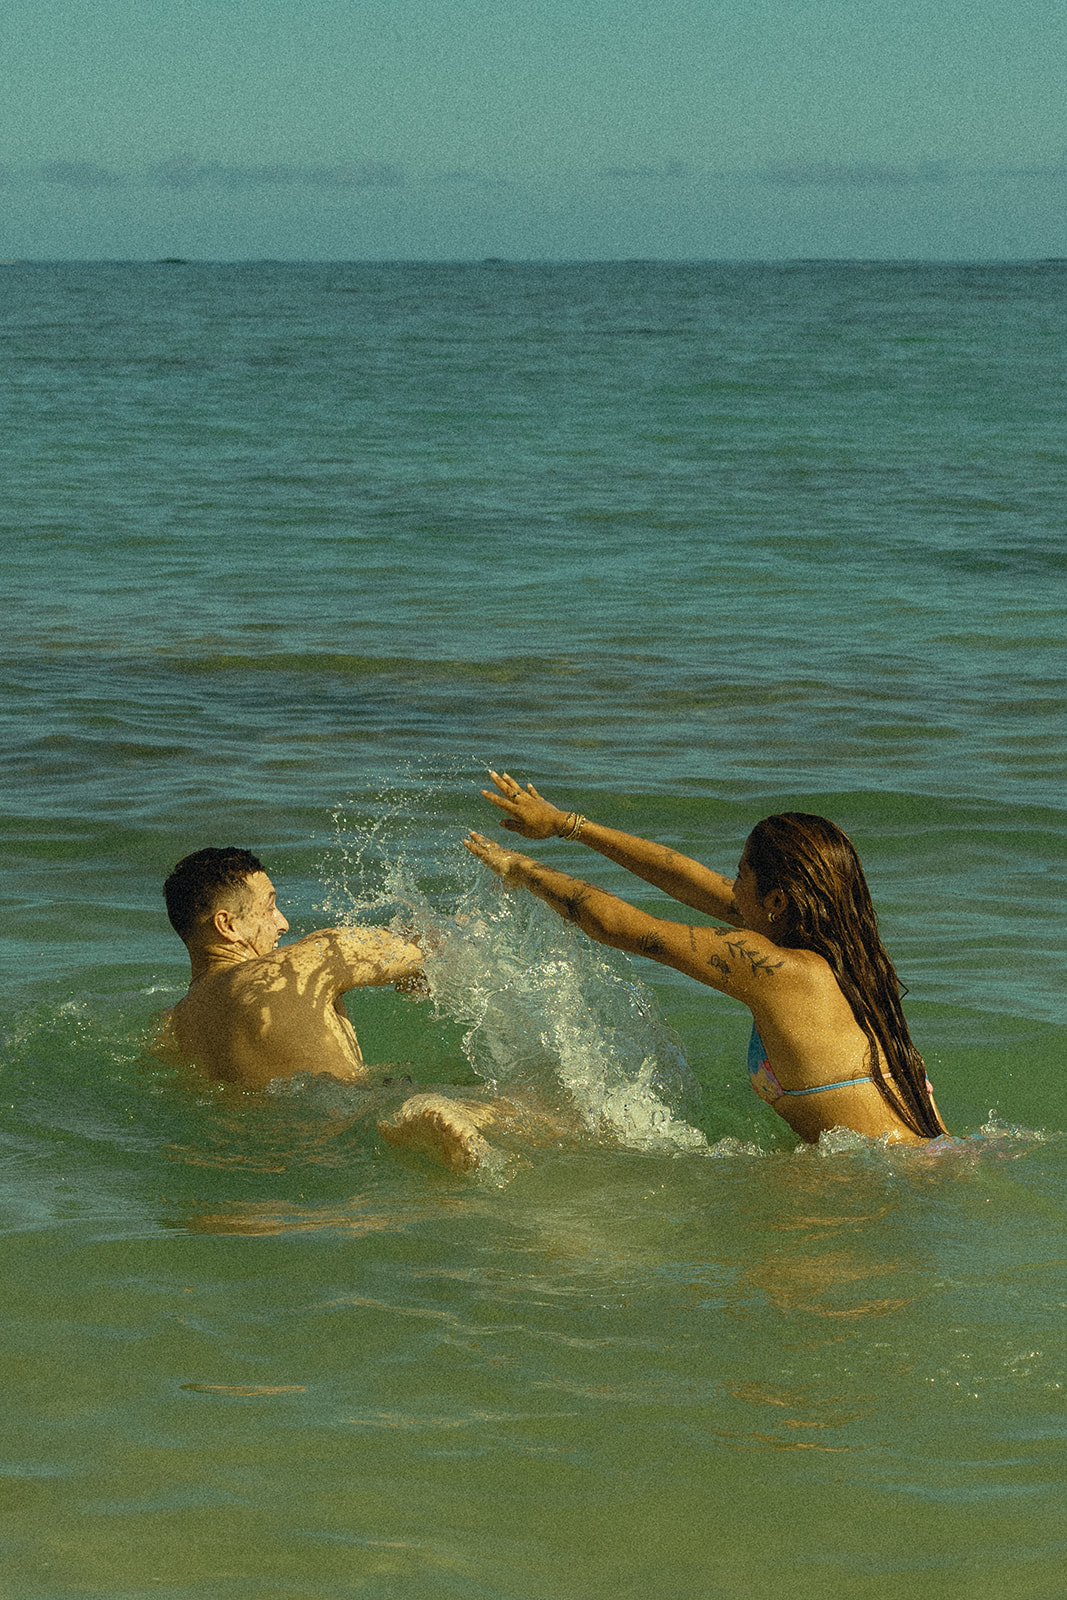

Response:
(650, 920), (827, 1004)
(772, 943), (859, 1015)
(775, 943), (838, 983)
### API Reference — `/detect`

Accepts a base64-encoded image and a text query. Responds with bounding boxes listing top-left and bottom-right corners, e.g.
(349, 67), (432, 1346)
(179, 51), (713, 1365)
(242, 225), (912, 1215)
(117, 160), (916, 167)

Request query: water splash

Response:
(428, 883), (708, 1153)
(318, 772), (708, 1154)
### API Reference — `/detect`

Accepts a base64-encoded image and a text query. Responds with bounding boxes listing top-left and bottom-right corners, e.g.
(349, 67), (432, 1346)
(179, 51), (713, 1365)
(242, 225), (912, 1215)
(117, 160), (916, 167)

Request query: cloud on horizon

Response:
(39, 161), (127, 188)
(1005, 156), (1067, 177)
(756, 161), (956, 188)
(147, 160), (405, 190)
(5, 155), (1067, 193)
(599, 163), (693, 181)
(430, 168), (511, 189)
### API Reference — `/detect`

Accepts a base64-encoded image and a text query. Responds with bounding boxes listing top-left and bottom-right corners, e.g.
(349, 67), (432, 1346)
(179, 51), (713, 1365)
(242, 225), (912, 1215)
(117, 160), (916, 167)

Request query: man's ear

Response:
(212, 906), (242, 943)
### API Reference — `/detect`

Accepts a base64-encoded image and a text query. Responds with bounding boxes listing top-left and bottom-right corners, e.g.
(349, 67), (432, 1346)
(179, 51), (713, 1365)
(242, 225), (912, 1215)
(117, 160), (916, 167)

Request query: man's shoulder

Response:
(197, 927), (419, 1003)
(271, 926), (416, 975)
(216, 930), (359, 993)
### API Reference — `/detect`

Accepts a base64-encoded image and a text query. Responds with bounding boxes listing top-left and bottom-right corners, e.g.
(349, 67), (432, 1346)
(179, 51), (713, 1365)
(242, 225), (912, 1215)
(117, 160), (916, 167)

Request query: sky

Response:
(1, 0), (1065, 259)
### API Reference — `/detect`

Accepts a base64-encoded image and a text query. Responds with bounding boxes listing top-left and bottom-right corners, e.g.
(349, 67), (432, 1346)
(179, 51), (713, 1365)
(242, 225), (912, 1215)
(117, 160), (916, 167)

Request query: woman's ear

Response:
(766, 888), (789, 923)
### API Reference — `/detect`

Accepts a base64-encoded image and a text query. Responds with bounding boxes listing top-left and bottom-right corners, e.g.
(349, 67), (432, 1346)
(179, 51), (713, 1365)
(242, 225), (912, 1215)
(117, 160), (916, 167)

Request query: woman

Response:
(465, 771), (946, 1145)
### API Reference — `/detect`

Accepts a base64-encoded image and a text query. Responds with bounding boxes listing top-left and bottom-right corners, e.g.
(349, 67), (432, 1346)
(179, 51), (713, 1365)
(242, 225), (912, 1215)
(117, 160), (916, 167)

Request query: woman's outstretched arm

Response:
(480, 770), (741, 923)
(464, 832), (786, 1006)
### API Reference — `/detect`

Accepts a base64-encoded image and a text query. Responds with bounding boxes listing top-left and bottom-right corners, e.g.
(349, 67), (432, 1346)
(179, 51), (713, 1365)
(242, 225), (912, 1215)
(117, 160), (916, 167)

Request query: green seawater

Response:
(1, 262), (1065, 1596)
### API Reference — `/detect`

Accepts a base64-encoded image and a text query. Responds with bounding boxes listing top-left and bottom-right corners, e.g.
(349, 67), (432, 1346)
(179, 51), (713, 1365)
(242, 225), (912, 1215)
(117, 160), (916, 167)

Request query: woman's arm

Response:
(480, 770), (741, 923)
(464, 832), (786, 1005)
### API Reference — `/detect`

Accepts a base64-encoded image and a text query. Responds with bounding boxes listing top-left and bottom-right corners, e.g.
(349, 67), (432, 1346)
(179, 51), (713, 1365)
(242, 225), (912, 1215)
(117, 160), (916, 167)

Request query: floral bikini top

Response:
(747, 1024), (873, 1106)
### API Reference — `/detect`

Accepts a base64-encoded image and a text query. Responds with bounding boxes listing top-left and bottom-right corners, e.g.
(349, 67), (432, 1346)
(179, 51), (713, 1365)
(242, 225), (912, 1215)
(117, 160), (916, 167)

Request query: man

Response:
(157, 846), (502, 1170)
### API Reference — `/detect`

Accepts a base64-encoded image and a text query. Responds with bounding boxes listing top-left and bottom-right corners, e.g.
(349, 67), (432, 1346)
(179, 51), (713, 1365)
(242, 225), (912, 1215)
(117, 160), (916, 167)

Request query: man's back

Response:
(162, 925), (423, 1090)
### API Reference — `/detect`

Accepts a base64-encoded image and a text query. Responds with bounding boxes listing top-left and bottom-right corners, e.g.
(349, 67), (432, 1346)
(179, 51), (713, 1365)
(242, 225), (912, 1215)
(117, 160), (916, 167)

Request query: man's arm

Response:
(481, 770), (741, 923)
(277, 927), (424, 997)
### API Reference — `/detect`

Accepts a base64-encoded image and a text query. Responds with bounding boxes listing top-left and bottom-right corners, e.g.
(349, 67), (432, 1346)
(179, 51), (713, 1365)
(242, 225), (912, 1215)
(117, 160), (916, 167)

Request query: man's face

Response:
(226, 871), (290, 955)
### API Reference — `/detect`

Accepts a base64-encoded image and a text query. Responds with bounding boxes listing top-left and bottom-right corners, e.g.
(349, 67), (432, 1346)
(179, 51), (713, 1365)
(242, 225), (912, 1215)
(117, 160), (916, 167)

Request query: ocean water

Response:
(1, 259), (1066, 1598)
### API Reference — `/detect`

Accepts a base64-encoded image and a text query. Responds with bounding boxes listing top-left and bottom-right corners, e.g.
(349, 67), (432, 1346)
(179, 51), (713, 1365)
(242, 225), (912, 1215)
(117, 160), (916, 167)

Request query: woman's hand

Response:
(480, 770), (569, 840)
(464, 831), (532, 883)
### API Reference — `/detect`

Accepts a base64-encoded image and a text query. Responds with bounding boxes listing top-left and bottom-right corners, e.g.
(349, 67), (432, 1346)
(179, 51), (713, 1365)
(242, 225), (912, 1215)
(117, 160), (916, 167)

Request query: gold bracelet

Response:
(559, 812), (586, 840)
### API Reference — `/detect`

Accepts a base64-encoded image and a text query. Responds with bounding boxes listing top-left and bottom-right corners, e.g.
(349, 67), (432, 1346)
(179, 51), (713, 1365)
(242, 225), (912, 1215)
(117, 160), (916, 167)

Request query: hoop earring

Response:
(767, 911), (776, 924)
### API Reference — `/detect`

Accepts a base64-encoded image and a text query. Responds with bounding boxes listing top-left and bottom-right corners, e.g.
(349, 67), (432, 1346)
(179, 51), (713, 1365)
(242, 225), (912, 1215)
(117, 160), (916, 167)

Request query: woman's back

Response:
(743, 945), (929, 1143)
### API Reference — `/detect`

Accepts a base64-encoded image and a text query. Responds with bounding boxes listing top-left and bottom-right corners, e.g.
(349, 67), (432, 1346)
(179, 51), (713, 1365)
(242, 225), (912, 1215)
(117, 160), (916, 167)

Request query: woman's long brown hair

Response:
(746, 812), (944, 1139)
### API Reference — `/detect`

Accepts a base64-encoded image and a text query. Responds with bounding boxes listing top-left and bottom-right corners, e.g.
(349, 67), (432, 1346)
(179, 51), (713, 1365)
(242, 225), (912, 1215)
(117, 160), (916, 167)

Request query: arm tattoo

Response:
(541, 882), (591, 925)
(639, 929), (667, 957)
(686, 923), (732, 975)
(724, 937), (785, 977)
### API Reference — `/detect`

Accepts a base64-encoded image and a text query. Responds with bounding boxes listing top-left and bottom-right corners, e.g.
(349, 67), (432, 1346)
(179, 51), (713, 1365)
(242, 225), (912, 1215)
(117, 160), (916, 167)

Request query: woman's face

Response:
(733, 842), (785, 935)
(732, 846), (765, 930)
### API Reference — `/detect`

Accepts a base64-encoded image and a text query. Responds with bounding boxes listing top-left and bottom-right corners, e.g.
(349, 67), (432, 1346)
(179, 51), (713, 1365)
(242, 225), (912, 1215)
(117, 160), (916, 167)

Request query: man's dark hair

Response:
(163, 846), (265, 942)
